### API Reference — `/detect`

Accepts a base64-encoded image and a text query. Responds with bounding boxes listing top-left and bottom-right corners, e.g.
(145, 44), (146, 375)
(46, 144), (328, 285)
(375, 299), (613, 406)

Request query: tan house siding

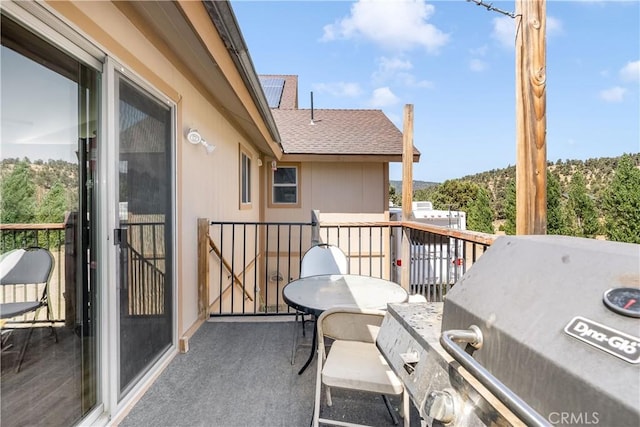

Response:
(46, 0), (269, 336)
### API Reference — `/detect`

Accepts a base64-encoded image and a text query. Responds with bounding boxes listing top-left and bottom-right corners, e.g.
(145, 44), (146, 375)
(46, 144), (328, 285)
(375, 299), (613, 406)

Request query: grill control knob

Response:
(424, 389), (457, 424)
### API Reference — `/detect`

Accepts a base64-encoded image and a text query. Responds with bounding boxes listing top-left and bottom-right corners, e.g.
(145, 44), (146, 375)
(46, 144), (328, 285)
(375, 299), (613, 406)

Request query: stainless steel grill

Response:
(378, 235), (640, 426)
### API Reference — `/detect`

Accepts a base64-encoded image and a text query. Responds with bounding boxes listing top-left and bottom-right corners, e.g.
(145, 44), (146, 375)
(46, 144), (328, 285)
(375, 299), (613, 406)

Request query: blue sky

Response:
(231, 0), (640, 182)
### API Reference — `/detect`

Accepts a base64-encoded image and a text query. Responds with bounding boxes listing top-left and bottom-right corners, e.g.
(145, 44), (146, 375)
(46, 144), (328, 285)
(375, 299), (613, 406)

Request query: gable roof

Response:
(258, 74), (420, 161)
(273, 109), (420, 160)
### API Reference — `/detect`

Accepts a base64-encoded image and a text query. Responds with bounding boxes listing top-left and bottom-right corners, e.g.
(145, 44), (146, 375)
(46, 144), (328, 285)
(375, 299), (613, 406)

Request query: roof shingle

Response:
(272, 109), (414, 156)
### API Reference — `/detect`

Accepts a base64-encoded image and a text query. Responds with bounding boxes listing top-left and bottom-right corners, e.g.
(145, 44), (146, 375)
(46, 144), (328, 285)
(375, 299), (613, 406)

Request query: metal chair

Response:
(312, 307), (409, 427)
(0, 247), (58, 372)
(291, 244), (348, 364)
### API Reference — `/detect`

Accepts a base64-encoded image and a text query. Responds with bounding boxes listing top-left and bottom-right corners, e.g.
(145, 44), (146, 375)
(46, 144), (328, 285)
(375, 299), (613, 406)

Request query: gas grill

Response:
(377, 235), (640, 426)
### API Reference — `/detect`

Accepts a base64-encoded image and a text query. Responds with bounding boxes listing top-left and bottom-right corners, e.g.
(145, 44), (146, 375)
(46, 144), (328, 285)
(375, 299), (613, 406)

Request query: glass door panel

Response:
(0, 13), (99, 426)
(115, 75), (173, 397)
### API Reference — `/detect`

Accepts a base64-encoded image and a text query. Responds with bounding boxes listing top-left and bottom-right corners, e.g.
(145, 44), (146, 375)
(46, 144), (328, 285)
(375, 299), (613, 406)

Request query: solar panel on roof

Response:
(260, 77), (285, 108)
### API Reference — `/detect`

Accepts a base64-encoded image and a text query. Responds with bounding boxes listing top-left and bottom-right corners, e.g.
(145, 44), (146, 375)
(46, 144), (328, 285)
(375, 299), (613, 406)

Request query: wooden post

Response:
(515, 0), (547, 234)
(197, 218), (210, 320)
(401, 104), (414, 291)
(401, 104), (415, 221)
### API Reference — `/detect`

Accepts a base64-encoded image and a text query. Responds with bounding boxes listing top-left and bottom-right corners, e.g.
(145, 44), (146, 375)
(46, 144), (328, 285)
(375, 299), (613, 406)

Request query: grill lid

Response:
(442, 235), (640, 426)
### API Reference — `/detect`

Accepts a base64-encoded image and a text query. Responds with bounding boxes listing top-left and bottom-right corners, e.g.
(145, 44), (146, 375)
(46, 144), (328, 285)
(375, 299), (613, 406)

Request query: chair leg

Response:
(15, 320), (37, 373)
(47, 300), (58, 343)
(382, 395), (399, 425)
(402, 390), (410, 427)
(291, 311), (300, 365)
(312, 347), (322, 427)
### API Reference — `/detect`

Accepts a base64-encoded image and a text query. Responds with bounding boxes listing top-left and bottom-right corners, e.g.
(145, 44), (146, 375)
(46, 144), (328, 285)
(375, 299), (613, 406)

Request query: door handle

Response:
(113, 228), (128, 247)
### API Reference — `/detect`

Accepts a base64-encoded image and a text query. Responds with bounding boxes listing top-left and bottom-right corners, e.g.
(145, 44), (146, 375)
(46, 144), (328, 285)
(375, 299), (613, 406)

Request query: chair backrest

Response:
(300, 244), (348, 278)
(317, 307), (385, 347)
(0, 247), (55, 286)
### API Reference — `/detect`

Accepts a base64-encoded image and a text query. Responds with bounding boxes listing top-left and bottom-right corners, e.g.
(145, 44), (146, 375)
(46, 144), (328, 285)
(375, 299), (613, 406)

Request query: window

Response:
(271, 164), (300, 207)
(240, 150), (251, 207)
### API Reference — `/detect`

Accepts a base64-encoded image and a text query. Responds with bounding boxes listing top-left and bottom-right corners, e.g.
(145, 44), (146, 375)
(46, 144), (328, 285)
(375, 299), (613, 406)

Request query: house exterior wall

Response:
(265, 161), (388, 221)
(47, 0), (266, 336)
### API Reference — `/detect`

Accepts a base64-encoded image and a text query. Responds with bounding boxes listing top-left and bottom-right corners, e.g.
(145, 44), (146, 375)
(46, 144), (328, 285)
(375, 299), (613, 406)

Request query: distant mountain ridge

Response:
(389, 180), (438, 193)
(392, 154), (640, 198)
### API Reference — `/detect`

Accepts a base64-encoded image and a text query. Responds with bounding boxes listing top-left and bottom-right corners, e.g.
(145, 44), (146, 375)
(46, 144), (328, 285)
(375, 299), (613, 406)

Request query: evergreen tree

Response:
(602, 155), (640, 243)
(467, 187), (495, 233)
(566, 171), (599, 237)
(0, 160), (36, 224)
(431, 180), (478, 211)
(547, 173), (569, 235)
(502, 180), (516, 235)
(37, 181), (68, 223)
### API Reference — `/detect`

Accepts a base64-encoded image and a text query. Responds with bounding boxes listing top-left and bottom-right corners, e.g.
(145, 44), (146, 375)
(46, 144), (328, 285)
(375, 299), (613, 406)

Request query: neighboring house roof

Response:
(259, 74), (420, 161)
(272, 109), (420, 159)
(259, 75), (298, 109)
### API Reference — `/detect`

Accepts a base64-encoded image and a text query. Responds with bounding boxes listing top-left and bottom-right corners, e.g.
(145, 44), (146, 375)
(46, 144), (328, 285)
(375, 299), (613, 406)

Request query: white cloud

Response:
(469, 59), (488, 72)
(397, 74), (434, 88)
(321, 0), (449, 53)
(547, 16), (563, 37)
(469, 45), (488, 56)
(492, 15), (562, 48)
(492, 16), (515, 48)
(372, 56), (433, 88)
(599, 86), (627, 103)
(620, 60), (640, 83)
(312, 82), (363, 98)
(368, 87), (400, 107)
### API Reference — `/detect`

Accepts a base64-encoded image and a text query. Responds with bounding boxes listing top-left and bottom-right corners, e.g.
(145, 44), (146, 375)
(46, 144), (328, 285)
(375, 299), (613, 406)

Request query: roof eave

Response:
(280, 153), (421, 163)
(201, 0), (283, 158)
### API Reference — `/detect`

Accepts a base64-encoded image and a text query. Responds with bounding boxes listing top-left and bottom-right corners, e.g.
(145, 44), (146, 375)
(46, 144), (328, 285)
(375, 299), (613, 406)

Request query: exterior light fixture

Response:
(186, 128), (215, 154)
(187, 128), (202, 145)
(271, 160), (277, 171)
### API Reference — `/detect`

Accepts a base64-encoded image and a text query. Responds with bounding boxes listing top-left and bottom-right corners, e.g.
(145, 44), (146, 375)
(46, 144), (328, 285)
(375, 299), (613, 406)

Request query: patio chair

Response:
(312, 307), (409, 427)
(291, 244), (348, 364)
(0, 247), (58, 372)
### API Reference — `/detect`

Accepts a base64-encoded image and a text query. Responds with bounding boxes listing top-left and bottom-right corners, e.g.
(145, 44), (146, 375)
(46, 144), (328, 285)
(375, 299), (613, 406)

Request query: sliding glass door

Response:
(114, 73), (174, 397)
(0, 13), (99, 426)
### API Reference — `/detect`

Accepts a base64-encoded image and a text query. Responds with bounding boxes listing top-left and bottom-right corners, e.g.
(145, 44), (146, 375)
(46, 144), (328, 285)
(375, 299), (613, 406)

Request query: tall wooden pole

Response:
(515, 0), (547, 234)
(402, 104), (415, 220)
(400, 104), (414, 291)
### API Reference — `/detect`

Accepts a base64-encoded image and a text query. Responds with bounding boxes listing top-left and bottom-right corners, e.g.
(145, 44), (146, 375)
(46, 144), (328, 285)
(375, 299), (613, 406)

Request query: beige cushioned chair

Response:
(312, 307), (409, 427)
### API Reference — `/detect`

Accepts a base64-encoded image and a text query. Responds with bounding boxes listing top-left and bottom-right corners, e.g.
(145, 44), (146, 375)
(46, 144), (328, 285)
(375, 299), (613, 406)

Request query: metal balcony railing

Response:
(201, 216), (496, 316)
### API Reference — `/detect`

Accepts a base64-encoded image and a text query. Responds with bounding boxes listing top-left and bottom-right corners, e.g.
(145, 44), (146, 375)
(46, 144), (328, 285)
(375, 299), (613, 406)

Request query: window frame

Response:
(268, 163), (301, 208)
(239, 146), (252, 209)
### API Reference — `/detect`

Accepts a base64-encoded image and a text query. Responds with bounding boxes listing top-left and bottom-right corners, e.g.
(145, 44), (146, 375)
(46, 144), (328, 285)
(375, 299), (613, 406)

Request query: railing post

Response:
(197, 218), (210, 320)
(400, 226), (411, 292)
(64, 212), (77, 327)
(311, 210), (320, 246)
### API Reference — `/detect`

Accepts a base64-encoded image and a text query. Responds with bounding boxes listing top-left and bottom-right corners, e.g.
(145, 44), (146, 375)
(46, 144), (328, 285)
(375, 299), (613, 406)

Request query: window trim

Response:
(239, 145), (252, 210)
(268, 163), (301, 209)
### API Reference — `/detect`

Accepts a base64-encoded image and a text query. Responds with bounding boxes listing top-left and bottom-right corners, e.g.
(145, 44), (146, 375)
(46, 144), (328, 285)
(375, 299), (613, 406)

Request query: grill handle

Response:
(440, 326), (550, 427)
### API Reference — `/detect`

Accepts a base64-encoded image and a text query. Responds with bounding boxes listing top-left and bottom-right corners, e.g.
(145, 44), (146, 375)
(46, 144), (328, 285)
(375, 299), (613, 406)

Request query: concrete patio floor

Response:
(118, 318), (421, 427)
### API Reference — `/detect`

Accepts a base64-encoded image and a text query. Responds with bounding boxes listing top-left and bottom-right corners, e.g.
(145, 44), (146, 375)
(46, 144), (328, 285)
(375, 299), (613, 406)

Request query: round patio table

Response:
(283, 274), (408, 374)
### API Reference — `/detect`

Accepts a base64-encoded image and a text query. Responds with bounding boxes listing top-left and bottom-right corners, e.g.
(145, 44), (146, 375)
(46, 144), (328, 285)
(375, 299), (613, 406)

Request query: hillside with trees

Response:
(0, 158), (77, 225)
(390, 153), (640, 243)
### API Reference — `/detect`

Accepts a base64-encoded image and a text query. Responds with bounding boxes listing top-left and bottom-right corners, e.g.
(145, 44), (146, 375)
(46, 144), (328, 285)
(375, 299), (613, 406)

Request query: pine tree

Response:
(547, 173), (569, 235)
(0, 160), (36, 224)
(467, 187), (495, 233)
(602, 155), (640, 243)
(566, 171), (599, 237)
(502, 180), (516, 235)
(37, 181), (68, 223)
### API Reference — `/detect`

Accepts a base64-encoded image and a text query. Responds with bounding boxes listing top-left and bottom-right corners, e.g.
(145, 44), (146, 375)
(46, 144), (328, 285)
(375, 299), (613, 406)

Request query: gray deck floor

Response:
(119, 319), (421, 427)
